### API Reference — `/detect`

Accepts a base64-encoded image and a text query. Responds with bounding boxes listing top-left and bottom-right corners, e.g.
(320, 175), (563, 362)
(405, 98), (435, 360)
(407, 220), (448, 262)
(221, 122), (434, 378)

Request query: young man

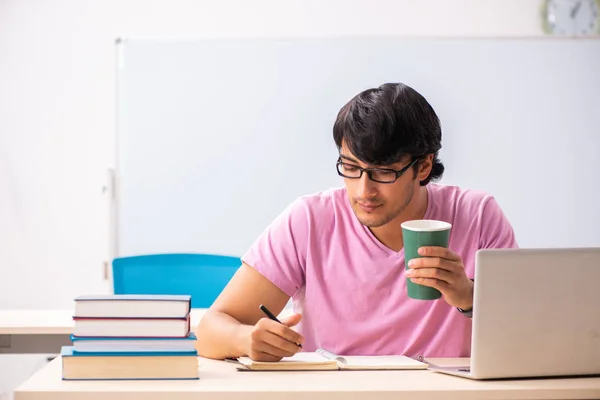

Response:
(195, 82), (518, 362)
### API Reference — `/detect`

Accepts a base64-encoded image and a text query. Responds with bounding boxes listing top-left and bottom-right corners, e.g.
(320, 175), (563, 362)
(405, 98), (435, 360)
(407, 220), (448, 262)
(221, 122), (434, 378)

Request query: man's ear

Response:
(417, 154), (434, 182)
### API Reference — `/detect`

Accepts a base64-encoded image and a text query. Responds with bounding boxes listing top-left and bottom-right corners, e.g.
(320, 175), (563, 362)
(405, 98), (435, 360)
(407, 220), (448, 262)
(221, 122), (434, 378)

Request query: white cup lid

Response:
(401, 219), (452, 232)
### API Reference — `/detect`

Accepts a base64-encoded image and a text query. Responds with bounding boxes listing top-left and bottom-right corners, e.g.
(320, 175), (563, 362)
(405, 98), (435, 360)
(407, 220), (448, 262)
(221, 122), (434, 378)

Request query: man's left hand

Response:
(405, 246), (474, 310)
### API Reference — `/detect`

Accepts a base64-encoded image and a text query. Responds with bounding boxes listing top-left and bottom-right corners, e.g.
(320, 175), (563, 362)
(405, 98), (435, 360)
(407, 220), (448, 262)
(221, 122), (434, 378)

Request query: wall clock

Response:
(542, 0), (600, 35)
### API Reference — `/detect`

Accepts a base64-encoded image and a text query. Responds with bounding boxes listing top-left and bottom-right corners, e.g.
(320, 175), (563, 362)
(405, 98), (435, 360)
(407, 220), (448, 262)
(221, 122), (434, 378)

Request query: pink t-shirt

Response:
(242, 183), (518, 358)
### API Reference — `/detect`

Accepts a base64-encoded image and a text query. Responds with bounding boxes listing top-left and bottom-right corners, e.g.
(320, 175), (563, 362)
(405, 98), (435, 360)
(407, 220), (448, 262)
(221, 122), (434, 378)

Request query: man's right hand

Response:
(244, 313), (304, 361)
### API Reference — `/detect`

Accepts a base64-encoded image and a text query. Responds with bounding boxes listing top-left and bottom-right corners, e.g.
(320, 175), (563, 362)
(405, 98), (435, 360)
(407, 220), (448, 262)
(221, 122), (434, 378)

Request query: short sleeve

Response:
(479, 197), (519, 249)
(241, 198), (309, 297)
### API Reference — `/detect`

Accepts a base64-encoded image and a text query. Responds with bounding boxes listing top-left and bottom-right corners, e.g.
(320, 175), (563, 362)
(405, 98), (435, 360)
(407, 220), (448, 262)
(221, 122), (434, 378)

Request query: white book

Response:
(236, 348), (428, 371)
(72, 314), (190, 338)
(74, 294), (191, 318)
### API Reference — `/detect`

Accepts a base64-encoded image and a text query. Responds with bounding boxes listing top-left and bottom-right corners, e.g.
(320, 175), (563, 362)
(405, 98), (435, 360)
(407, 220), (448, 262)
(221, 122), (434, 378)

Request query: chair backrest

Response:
(112, 253), (241, 308)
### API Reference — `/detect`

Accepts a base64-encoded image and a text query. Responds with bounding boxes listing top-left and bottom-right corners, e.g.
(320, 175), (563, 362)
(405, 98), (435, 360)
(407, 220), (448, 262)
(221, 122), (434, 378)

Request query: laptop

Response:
(429, 247), (600, 380)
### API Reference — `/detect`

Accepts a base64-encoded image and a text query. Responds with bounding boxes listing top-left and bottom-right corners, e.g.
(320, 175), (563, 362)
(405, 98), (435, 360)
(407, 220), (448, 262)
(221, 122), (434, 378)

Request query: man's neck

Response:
(369, 185), (429, 252)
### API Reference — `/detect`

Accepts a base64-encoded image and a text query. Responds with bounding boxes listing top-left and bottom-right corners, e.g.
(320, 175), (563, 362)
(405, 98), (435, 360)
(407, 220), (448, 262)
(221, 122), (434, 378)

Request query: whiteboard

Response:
(115, 37), (600, 258)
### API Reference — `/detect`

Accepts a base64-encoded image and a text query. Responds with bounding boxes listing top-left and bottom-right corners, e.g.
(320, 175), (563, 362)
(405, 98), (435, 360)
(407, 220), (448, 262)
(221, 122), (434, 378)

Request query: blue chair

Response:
(112, 253), (241, 308)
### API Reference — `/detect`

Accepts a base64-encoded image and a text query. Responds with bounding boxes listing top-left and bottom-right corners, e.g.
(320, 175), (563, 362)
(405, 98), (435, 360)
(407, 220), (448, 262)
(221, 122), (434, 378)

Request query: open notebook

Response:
(236, 348), (428, 371)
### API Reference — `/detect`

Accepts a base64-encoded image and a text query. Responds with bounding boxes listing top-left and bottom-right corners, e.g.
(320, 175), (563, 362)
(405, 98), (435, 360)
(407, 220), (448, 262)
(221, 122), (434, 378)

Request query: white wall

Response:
(0, 0), (556, 396)
(0, 0), (547, 312)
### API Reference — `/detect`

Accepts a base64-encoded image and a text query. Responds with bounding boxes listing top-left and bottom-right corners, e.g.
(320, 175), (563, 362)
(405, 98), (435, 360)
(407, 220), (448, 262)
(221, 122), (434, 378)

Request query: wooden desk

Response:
(14, 356), (600, 400)
(0, 309), (208, 354)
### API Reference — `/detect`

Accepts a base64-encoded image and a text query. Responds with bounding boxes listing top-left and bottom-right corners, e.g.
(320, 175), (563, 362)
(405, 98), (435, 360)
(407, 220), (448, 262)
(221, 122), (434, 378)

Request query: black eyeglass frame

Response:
(336, 157), (420, 184)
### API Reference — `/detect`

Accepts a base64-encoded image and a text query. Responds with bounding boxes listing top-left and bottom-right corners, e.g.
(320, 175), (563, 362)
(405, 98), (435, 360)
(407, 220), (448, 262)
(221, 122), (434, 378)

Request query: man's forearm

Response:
(194, 310), (252, 359)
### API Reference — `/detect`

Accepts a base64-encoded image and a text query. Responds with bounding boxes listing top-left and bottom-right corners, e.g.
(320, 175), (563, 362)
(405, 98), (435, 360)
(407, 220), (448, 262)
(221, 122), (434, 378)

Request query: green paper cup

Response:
(401, 219), (452, 300)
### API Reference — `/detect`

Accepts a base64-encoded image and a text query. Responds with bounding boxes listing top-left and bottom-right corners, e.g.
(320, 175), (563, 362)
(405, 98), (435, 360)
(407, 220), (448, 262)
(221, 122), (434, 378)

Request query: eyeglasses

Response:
(336, 157), (419, 184)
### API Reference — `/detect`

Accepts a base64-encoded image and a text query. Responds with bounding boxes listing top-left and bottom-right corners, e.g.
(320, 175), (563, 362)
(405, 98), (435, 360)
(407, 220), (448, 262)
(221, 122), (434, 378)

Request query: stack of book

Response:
(61, 294), (199, 380)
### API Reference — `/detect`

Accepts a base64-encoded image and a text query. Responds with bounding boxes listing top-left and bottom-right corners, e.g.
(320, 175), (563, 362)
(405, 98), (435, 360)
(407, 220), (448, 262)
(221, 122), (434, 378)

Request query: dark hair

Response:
(333, 82), (444, 186)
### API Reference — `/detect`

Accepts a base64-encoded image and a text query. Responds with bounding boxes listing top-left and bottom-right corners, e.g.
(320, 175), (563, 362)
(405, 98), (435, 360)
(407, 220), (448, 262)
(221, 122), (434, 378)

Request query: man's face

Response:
(339, 142), (420, 228)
